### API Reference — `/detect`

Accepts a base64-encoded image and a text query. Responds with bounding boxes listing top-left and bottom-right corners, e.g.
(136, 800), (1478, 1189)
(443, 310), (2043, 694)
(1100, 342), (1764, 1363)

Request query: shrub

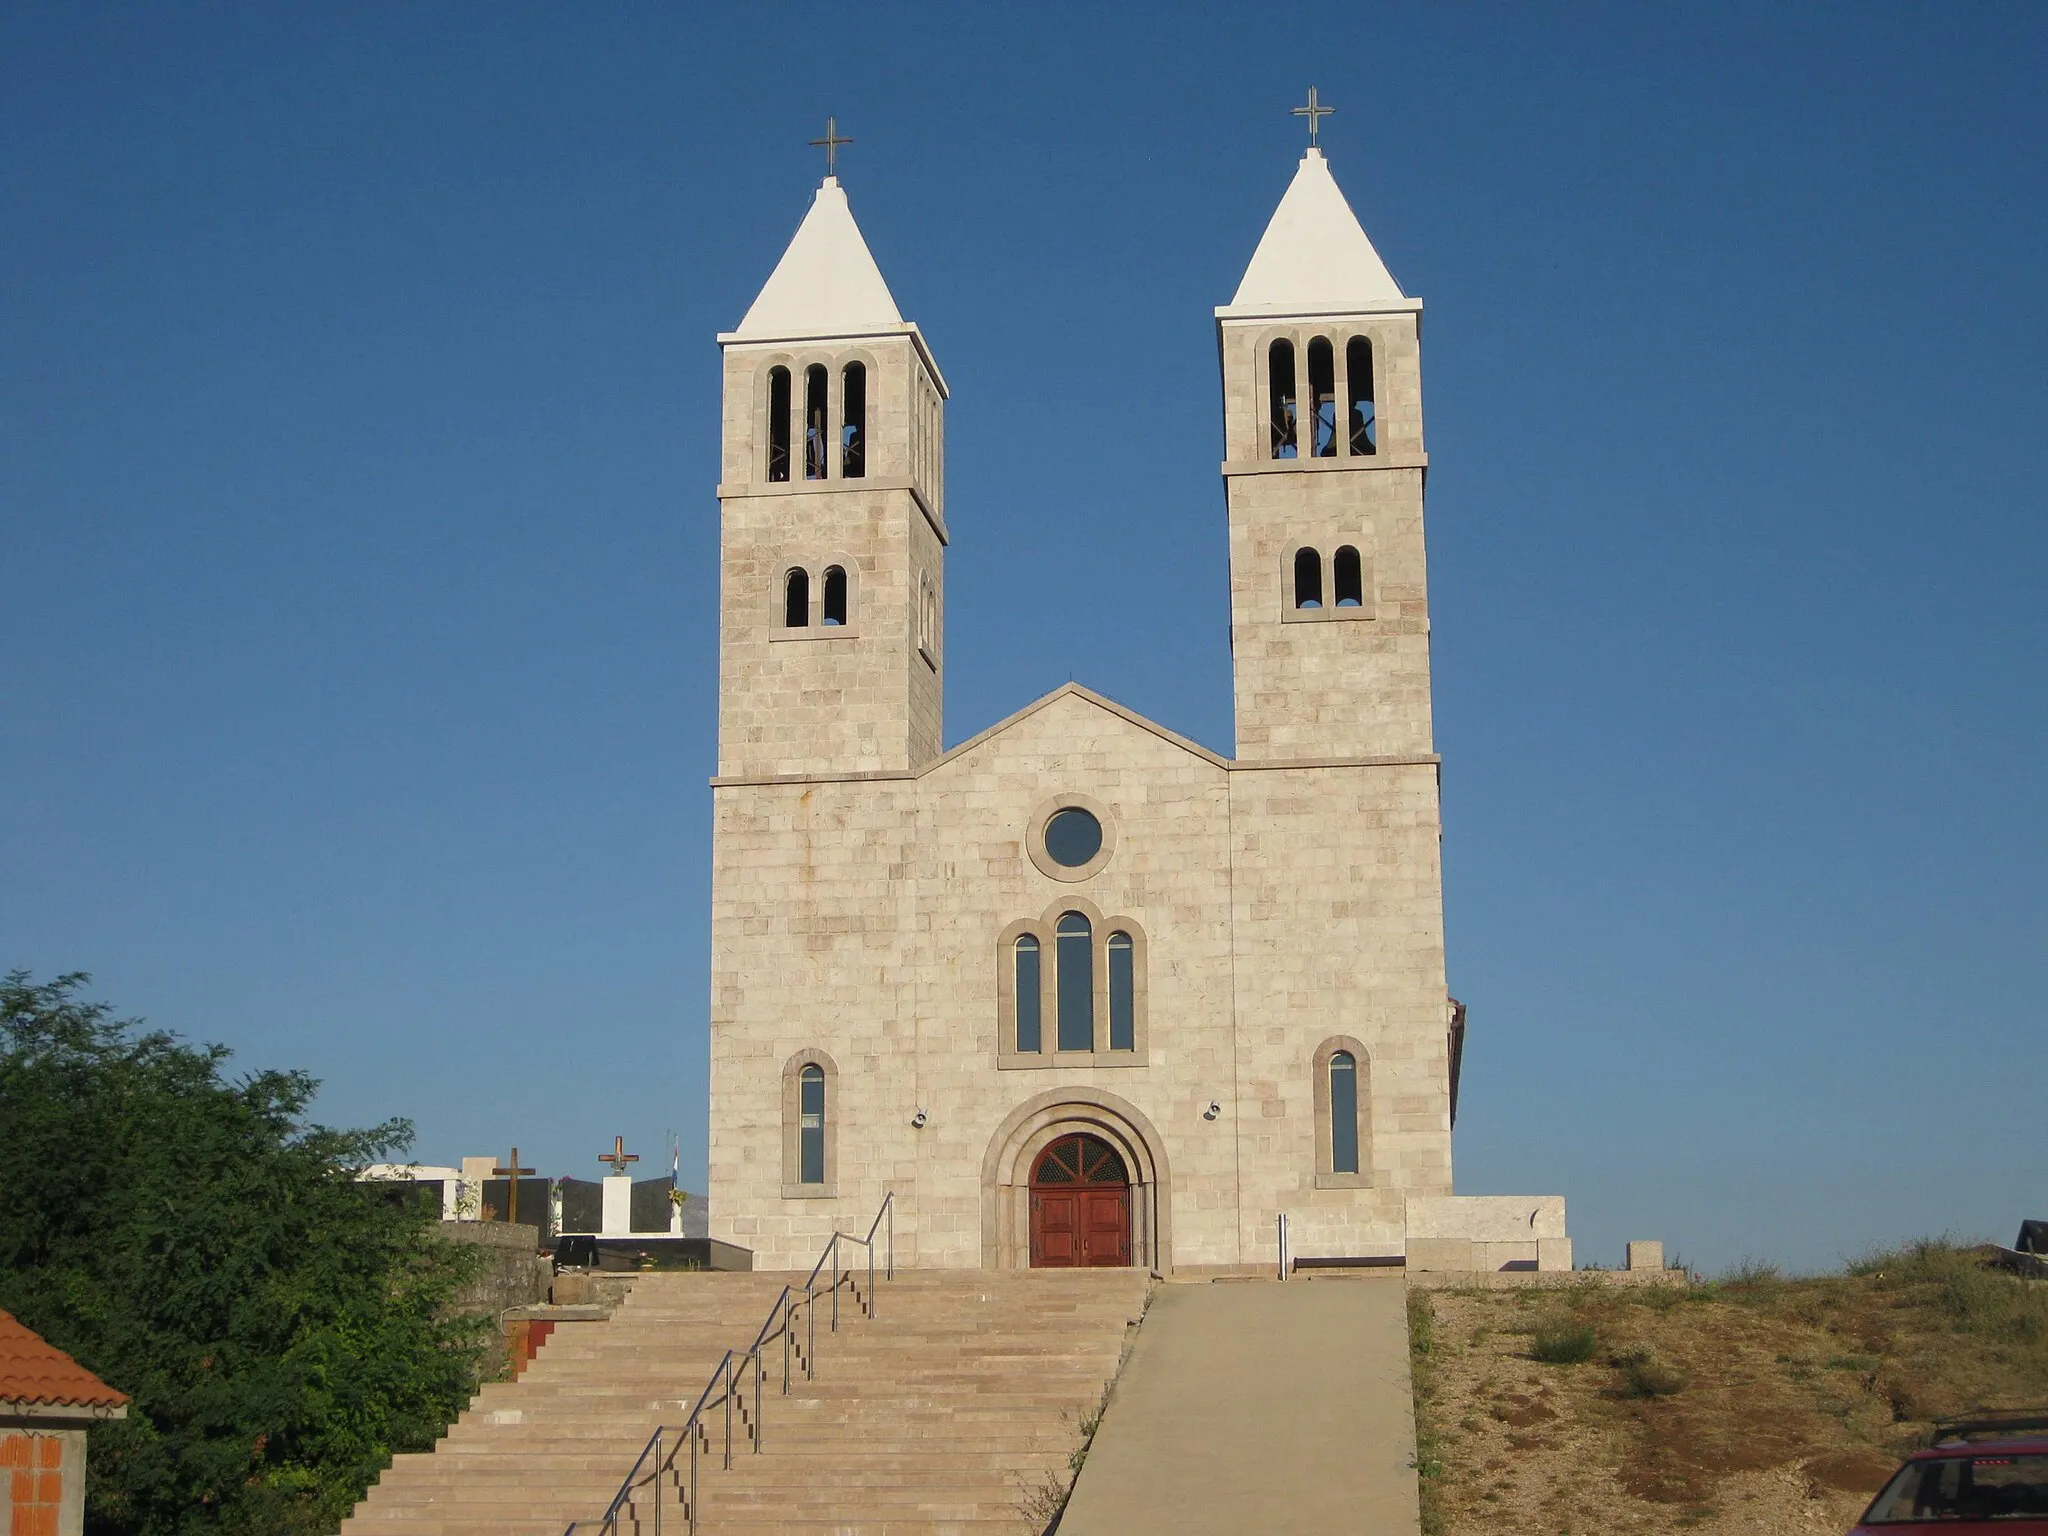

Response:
(1615, 1347), (1689, 1397)
(1531, 1322), (1600, 1364)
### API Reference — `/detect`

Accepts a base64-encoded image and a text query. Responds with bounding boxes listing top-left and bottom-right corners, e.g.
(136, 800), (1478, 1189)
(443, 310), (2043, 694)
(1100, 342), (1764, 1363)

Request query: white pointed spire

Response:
(1222, 149), (1408, 316)
(732, 177), (904, 342)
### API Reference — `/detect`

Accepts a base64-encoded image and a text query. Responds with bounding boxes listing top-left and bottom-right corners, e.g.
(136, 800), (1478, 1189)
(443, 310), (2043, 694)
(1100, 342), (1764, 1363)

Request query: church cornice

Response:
(707, 682), (1441, 787)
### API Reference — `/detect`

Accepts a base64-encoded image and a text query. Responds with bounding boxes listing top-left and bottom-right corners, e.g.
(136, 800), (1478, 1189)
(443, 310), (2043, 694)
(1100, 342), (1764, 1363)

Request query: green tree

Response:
(0, 971), (489, 1535)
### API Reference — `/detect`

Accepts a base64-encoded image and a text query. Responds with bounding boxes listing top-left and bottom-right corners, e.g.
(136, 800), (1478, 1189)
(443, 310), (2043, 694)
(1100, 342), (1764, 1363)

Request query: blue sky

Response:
(4, 3), (2042, 1273)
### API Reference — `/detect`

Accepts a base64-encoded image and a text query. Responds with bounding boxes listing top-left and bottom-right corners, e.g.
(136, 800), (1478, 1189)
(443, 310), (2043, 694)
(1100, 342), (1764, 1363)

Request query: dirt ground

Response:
(1408, 1243), (2048, 1536)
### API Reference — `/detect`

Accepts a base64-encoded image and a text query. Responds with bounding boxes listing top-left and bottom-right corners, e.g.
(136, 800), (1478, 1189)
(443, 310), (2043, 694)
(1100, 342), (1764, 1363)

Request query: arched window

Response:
(1329, 1052), (1359, 1174)
(803, 364), (829, 480)
(1313, 1037), (1372, 1186)
(1307, 337), (1337, 458)
(1055, 912), (1093, 1052)
(1014, 935), (1042, 1054)
(1293, 548), (1323, 610)
(781, 1050), (837, 1196)
(767, 366), (792, 482)
(1333, 546), (1364, 608)
(1346, 337), (1376, 456)
(798, 1065), (826, 1184)
(840, 362), (866, 479)
(1107, 931), (1135, 1051)
(783, 567), (810, 628)
(1268, 339), (1298, 459)
(822, 565), (848, 627)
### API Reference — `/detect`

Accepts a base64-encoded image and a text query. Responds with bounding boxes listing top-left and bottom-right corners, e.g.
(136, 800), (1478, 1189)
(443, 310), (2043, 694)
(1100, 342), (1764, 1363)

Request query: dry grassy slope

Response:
(1408, 1242), (2048, 1536)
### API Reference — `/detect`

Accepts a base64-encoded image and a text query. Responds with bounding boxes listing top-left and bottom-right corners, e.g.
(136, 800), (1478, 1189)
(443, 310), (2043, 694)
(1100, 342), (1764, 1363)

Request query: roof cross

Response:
(809, 116), (853, 177)
(491, 1147), (535, 1225)
(1292, 86), (1334, 148)
(598, 1135), (640, 1176)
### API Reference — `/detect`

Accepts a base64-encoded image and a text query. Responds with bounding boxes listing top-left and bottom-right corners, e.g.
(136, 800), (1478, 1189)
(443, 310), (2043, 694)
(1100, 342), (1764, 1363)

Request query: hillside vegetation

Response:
(1409, 1241), (2048, 1535)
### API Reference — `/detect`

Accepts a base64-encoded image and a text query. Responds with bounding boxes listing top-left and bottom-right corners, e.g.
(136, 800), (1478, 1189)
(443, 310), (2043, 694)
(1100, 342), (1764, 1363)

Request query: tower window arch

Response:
(1307, 337), (1337, 458)
(1268, 339), (1298, 459)
(803, 364), (829, 480)
(1312, 1036), (1373, 1188)
(767, 366), (792, 482)
(1333, 546), (1364, 608)
(822, 565), (848, 626)
(1293, 548), (1323, 610)
(1346, 336), (1376, 456)
(781, 1050), (838, 1197)
(783, 567), (810, 628)
(1055, 912), (1093, 1052)
(840, 362), (866, 479)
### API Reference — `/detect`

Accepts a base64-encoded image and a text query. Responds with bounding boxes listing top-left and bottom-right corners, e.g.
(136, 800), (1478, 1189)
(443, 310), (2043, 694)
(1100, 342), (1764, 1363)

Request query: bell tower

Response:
(715, 174), (948, 780)
(1217, 147), (1432, 763)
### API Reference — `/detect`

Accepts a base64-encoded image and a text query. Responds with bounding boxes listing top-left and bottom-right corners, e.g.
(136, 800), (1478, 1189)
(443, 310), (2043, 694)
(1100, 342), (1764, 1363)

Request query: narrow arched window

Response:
(1346, 337), (1376, 456)
(1329, 1051), (1359, 1175)
(1055, 912), (1093, 1052)
(1334, 546), (1364, 608)
(840, 362), (866, 479)
(1268, 339), (1298, 459)
(798, 1064), (826, 1185)
(822, 565), (848, 626)
(1307, 337), (1337, 458)
(767, 367), (792, 482)
(783, 567), (810, 628)
(1107, 931), (1135, 1051)
(1293, 548), (1323, 610)
(803, 364), (829, 480)
(1014, 935), (1042, 1054)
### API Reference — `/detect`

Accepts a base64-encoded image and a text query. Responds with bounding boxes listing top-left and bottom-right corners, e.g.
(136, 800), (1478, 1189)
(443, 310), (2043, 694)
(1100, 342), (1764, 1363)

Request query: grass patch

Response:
(1418, 1236), (2048, 1536)
(1408, 1288), (1448, 1536)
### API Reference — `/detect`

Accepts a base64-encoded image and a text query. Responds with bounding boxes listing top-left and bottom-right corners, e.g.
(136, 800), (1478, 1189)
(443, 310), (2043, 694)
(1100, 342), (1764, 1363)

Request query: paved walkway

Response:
(1058, 1276), (1420, 1535)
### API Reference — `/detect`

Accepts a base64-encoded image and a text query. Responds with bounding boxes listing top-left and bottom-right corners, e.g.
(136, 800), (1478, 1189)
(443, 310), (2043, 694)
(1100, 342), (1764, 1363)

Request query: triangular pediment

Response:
(932, 683), (1229, 774)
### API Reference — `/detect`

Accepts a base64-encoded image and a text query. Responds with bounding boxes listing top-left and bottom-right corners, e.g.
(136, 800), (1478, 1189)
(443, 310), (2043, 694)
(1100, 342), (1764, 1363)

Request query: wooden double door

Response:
(1029, 1133), (1132, 1268)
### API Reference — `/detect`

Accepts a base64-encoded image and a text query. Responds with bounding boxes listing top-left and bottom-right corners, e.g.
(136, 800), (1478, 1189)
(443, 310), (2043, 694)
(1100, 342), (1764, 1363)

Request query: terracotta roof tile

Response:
(0, 1309), (129, 1409)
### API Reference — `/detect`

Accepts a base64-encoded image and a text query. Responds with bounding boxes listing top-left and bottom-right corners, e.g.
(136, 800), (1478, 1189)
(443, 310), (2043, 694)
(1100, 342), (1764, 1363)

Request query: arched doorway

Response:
(1029, 1133), (1131, 1267)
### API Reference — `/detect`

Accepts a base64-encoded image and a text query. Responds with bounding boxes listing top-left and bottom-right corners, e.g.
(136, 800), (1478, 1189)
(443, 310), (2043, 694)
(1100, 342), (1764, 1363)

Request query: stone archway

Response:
(981, 1088), (1173, 1273)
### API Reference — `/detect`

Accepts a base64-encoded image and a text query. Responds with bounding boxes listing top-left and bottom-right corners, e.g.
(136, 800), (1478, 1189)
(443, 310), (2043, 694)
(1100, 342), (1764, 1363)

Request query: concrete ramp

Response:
(1059, 1277), (1420, 1535)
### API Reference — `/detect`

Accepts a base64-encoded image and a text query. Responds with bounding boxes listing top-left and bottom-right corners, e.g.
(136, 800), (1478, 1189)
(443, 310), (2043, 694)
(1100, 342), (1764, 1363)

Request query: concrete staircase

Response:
(339, 1267), (1151, 1536)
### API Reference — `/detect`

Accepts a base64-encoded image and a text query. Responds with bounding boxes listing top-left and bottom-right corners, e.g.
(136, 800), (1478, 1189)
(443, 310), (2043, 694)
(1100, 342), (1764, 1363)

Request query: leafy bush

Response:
(0, 971), (490, 1536)
(1531, 1321), (1600, 1364)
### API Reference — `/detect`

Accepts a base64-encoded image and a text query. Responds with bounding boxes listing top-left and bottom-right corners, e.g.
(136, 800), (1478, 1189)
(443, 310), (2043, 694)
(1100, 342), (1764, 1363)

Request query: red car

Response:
(1852, 1414), (2048, 1531)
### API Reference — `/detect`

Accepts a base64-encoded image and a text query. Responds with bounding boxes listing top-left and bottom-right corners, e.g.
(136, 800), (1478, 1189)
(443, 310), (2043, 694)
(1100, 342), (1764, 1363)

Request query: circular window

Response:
(1042, 807), (1104, 869)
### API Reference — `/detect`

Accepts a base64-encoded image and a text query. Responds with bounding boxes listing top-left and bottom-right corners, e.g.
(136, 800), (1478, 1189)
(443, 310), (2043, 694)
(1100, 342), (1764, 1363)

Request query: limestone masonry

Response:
(706, 149), (1568, 1274)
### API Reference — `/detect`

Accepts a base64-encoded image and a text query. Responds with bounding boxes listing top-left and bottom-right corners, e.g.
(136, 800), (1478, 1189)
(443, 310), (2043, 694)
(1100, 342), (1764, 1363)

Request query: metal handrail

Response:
(563, 1191), (894, 1535)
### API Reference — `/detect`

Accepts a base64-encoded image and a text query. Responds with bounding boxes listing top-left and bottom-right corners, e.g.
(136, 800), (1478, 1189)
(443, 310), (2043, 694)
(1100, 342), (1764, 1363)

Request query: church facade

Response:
(705, 145), (1568, 1274)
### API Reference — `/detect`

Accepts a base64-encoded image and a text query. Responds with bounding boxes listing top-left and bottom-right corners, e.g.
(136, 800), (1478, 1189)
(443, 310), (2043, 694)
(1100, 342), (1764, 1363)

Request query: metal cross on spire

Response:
(809, 116), (853, 177)
(1292, 86), (1334, 147)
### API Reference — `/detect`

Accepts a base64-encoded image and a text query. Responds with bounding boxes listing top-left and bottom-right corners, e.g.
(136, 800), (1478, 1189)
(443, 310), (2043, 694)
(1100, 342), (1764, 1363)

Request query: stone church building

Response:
(706, 144), (1569, 1275)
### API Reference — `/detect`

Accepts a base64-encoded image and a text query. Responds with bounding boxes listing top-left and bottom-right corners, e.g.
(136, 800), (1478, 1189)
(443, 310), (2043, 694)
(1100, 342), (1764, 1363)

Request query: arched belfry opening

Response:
(803, 364), (829, 480)
(1307, 337), (1337, 457)
(840, 362), (866, 479)
(1268, 338), (1298, 459)
(1346, 336), (1376, 455)
(766, 366), (792, 482)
